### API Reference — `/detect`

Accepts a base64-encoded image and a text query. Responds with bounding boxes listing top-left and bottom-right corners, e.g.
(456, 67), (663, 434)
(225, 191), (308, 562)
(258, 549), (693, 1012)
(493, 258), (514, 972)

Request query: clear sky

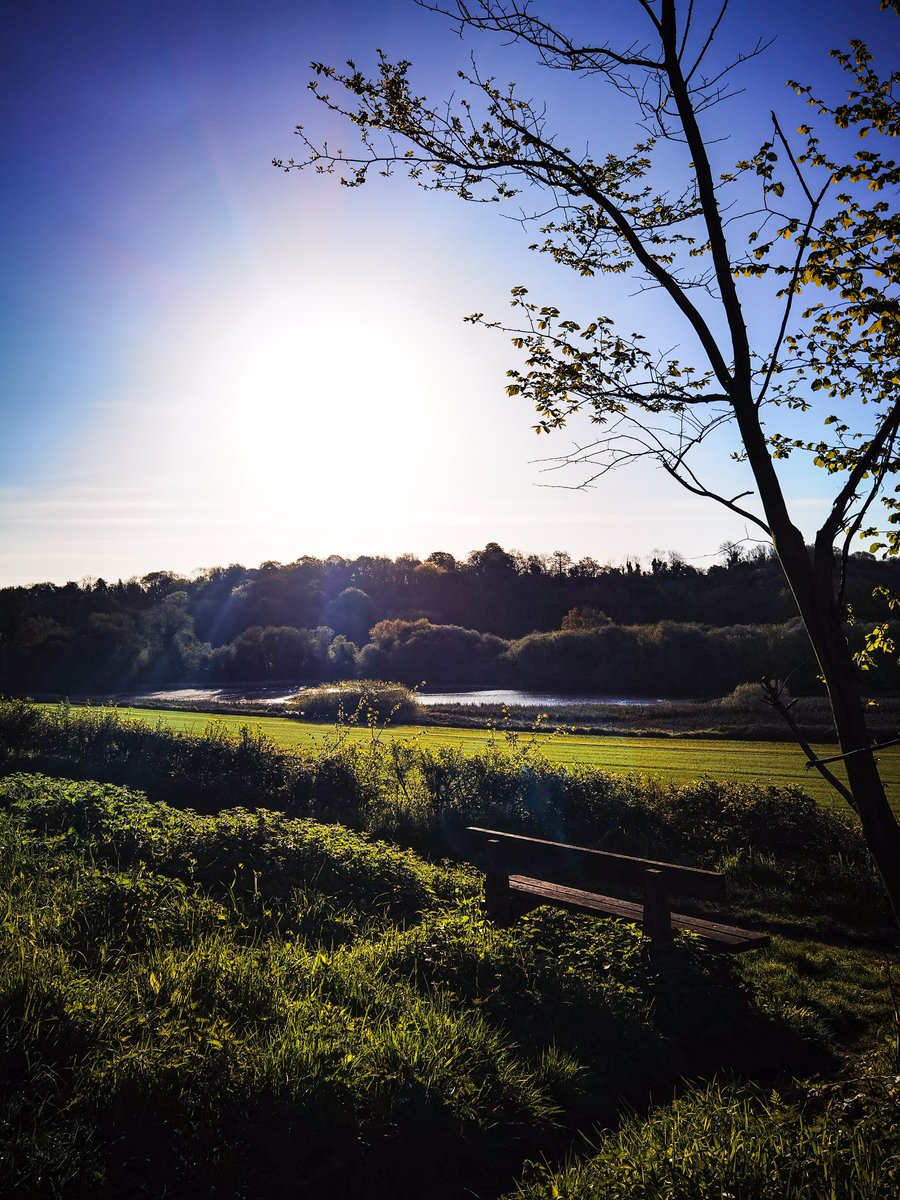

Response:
(2, 0), (896, 585)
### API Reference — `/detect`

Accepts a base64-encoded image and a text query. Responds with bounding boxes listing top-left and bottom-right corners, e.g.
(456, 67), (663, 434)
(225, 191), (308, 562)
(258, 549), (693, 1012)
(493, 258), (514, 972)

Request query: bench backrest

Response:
(466, 826), (726, 902)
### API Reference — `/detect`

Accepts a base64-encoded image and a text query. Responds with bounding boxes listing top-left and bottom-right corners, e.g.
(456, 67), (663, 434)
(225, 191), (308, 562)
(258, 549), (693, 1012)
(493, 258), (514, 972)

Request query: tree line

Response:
(1, 543), (898, 696)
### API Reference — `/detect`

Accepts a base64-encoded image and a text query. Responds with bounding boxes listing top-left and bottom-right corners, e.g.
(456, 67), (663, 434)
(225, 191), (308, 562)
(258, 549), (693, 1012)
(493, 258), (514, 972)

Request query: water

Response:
(129, 684), (668, 709)
(132, 684), (301, 707)
(417, 689), (666, 707)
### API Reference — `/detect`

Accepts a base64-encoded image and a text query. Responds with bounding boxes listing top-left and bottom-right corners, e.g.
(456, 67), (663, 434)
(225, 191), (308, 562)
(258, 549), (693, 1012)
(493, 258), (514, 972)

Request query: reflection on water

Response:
(129, 685), (668, 709)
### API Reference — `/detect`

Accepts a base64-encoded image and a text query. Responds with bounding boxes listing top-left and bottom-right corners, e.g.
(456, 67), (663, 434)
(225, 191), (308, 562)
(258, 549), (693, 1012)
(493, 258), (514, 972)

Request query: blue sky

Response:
(2, 0), (897, 585)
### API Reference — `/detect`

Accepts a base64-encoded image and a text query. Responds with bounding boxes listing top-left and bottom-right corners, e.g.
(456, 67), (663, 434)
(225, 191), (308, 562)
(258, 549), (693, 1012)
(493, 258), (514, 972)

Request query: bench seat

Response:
(507, 874), (770, 952)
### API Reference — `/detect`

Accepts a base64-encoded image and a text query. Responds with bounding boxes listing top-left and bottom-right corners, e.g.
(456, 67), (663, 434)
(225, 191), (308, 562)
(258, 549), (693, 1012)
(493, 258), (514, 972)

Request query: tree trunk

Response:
(777, 532), (900, 931)
(729, 383), (900, 931)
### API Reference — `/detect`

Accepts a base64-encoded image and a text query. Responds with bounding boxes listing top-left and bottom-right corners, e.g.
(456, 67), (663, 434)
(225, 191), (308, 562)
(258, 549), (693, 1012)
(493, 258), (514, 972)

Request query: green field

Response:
(80, 704), (900, 811)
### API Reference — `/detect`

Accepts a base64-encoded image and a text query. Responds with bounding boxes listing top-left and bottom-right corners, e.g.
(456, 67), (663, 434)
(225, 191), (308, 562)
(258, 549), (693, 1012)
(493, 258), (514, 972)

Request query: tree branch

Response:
(498, 112), (736, 389)
(760, 678), (858, 810)
(660, 0), (750, 382)
(421, 2), (663, 71)
(756, 175), (829, 406)
(661, 460), (771, 531)
(819, 399), (900, 549)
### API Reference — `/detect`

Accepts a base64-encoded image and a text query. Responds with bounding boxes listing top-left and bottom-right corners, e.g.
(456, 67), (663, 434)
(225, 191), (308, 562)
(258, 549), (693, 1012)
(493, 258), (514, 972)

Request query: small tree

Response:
(279, 0), (900, 922)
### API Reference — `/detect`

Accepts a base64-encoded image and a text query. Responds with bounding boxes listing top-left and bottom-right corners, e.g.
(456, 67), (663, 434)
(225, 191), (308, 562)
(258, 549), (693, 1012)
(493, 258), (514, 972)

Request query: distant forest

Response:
(2, 542), (899, 698)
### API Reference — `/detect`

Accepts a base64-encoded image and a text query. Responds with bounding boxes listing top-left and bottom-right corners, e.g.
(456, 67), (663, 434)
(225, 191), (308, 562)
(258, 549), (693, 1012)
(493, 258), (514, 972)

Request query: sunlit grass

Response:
(63, 703), (900, 812)
(6, 772), (860, 1198)
(1, 760), (897, 1196)
(737, 936), (895, 1047)
(512, 1073), (900, 1200)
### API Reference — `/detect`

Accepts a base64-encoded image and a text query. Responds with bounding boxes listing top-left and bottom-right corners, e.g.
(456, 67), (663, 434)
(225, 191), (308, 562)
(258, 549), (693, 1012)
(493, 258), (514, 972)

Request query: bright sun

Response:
(95, 266), (451, 548)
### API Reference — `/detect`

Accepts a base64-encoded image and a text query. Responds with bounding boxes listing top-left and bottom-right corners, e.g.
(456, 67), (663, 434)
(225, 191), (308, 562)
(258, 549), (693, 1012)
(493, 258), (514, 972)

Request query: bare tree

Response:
(277, 0), (900, 923)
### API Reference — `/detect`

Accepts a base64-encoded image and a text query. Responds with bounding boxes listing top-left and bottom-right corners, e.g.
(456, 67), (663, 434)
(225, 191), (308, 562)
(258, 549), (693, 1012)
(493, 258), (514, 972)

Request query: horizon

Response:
(3, 537), (750, 591)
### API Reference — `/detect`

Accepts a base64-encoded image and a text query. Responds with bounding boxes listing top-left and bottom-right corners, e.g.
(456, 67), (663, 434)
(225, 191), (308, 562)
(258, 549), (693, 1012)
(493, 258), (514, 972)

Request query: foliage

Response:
(0, 699), (374, 822)
(561, 607), (613, 631)
(322, 586), (375, 644)
(4, 546), (900, 696)
(0, 771), (455, 922)
(31, 694), (900, 803)
(208, 622), (317, 681)
(281, 0), (900, 922)
(718, 680), (777, 712)
(499, 620), (830, 696)
(283, 2), (900, 554)
(360, 618), (508, 688)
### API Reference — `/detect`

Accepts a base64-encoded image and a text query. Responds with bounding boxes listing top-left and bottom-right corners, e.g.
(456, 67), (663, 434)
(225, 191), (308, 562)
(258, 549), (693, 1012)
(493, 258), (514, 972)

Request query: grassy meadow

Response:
(49, 701), (900, 812)
(1, 698), (898, 1197)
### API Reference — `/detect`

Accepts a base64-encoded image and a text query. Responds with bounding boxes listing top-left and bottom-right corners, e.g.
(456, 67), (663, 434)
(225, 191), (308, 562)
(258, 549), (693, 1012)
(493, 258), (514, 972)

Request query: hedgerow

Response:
(0, 699), (885, 932)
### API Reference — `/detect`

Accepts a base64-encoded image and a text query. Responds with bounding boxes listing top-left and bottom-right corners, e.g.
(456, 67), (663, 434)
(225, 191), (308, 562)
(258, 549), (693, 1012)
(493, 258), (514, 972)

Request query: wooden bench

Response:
(467, 826), (769, 953)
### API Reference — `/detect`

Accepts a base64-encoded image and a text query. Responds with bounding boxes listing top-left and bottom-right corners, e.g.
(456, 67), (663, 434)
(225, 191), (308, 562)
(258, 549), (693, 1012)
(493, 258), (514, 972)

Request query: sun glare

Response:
(220, 282), (445, 521)
(89, 263), (452, 550)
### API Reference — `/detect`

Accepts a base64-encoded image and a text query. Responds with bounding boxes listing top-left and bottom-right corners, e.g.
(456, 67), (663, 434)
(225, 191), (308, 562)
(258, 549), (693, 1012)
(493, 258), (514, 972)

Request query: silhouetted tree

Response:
(324, 587), (375, 644)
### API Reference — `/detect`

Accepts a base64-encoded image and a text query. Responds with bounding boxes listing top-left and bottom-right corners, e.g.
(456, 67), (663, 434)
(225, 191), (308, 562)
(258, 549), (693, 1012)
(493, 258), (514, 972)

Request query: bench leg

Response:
(642, 869), (672, 942)
(483, 838), (512, 924)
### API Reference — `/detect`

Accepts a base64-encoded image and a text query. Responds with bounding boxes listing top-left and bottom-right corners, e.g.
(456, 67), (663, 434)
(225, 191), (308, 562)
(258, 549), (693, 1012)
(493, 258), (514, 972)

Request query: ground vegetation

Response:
(2, 700), (893, 935)
(0, 746), (896, 1195)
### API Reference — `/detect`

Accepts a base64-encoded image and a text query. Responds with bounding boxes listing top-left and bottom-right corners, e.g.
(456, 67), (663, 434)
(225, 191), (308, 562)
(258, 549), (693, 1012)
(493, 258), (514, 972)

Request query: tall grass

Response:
(513, 1071), (900, 1199)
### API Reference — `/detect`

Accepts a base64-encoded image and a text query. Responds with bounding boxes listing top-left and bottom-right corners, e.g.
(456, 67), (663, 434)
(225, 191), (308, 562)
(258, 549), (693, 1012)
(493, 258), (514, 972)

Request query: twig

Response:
(759, 678), (858, 811)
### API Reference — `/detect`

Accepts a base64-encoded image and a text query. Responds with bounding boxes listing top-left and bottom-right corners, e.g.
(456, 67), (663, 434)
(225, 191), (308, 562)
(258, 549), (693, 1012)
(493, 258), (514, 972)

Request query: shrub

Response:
(718, 680), (773, 711)
(0, 700), (884, 932)
(0, 772), (461, 923)
(287, 679), (421, 723)
(359, 620), (507, 687)
(0, 701), (380, 822)
(0, 698), (44, 763)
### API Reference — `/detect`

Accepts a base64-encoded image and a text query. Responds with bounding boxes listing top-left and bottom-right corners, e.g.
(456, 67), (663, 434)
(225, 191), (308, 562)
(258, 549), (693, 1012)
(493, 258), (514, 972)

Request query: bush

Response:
(359, 620), (507, 687)
(287, 679), (421, 723)
(718, 680), (773, 711)
(0, 697), (45, 763)
(0, 772), (457, 924)
(0, 701), (380, 823)
(0, 700), (883, 932)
